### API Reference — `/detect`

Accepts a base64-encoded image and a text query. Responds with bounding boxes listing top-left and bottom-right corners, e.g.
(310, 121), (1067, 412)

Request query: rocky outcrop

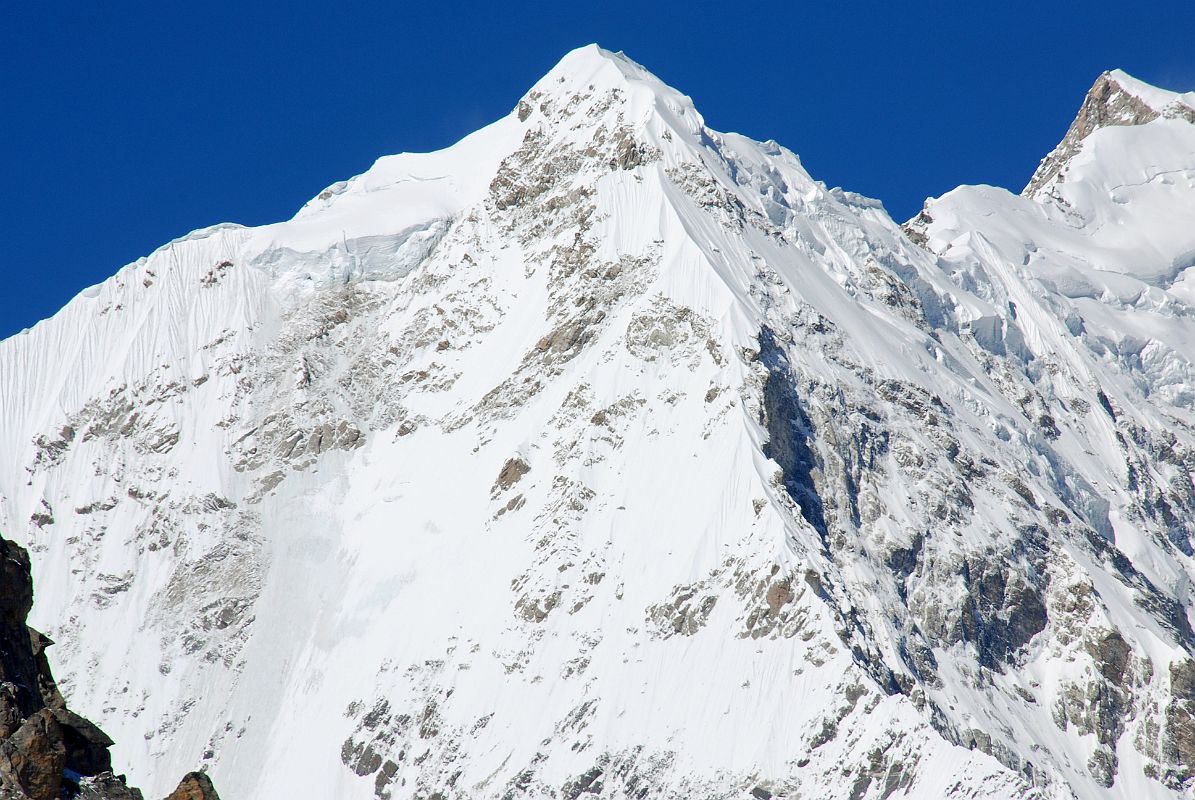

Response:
(162, 773), (220, 800)
(0, 534), (220, 800)
(1162, 660), (1195, 788)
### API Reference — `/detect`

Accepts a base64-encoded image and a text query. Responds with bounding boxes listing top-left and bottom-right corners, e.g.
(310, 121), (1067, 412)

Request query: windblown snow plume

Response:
(2, 46), (1195, 799)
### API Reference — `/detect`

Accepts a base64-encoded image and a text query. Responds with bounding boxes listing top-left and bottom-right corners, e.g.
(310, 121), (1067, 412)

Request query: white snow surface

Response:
(1102, 69), (1195, 116)
(2, 46), (1195, 799)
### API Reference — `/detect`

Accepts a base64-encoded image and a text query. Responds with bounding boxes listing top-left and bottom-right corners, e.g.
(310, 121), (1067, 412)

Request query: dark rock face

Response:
(0, 538), (53, 719)
(0, 709), (66, 800)
(0, 684), (23, 741)
(0, 533), (220, 800)
(51, 707), (114, 777)
(957, 556), (1048, 671)
(1163, 660), (1195, 787)
(756, 327), (828, 540)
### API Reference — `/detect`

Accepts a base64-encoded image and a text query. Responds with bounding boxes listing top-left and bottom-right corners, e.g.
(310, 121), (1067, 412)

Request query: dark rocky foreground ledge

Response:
(0, 534), (220, 800)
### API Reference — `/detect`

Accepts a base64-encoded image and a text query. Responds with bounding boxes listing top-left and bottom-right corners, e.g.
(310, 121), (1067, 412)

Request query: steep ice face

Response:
(910, 65), (1195, 413)
(909, 63), (1195, 422)
(3, 44), (1195, 799)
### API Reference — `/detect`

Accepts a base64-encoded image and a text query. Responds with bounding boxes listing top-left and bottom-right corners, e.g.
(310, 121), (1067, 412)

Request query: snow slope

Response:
(2, 47), (1195, 799)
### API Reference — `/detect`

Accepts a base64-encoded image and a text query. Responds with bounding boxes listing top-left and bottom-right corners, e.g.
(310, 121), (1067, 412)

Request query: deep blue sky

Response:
(3, 3), (1193, 338)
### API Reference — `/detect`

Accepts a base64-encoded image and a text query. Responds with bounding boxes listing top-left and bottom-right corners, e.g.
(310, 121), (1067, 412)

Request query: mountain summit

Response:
(2, 46), (1195, 799)
(1024, 68), (1195, 195)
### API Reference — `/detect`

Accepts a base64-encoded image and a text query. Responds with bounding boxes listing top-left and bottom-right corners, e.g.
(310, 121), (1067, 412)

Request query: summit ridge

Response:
(1024, 68), (1195, 196)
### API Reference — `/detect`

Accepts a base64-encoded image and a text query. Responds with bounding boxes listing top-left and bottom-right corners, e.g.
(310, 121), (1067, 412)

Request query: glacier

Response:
(2, 45), (1195, 799)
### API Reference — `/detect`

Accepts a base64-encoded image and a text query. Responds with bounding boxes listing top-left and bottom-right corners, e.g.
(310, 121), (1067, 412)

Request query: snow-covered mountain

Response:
(2, 46), (1194, 799)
